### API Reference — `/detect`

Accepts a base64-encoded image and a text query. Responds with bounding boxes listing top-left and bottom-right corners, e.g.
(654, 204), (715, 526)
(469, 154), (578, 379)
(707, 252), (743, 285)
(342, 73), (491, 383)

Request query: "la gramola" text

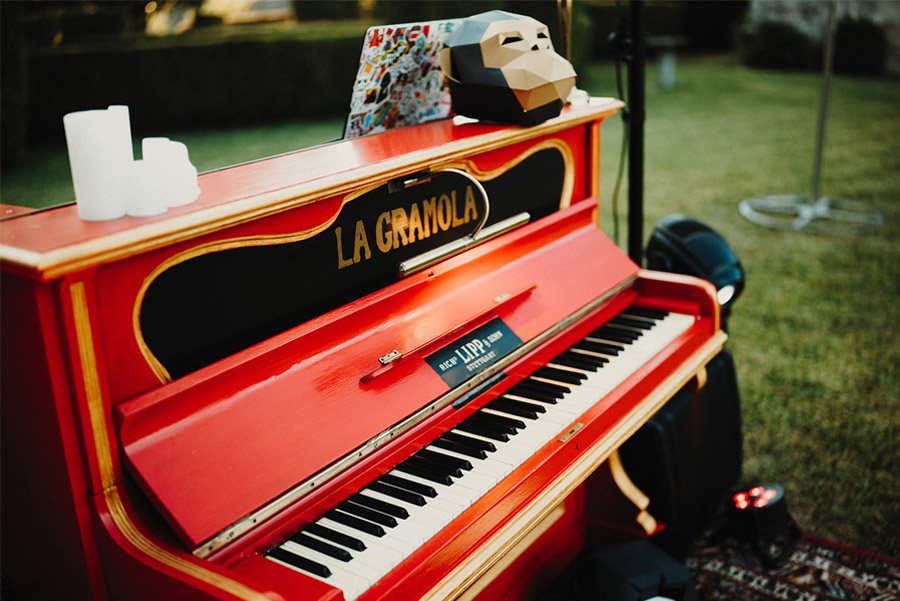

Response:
(335, 185), (480, 269)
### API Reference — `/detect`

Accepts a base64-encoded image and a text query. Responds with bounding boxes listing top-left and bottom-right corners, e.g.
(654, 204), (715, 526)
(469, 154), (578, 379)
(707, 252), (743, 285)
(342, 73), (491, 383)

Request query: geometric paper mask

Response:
(439, 10), (577, 126)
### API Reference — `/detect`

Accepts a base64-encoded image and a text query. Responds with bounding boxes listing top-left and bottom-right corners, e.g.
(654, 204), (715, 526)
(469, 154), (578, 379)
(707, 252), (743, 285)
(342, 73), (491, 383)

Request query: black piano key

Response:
(587, 337), (628, 352)
(592, 323), (644, 343)
(472, 410), (526, 431)
(623, 306), (669, 320)
(464, 413), (518, 433)
(290, 533), (353, 562)
(533, 366), (587, 384)
(305, 523), (366, 552)
(591, 327), (640, 343)
(441, 431), (496, 453)
(418, 448), (473, 472)
(495, 397), (547, 414)
(404, 455), (462, 480)
(431, 437), (488, 460)
(394, 460), (454, 485)
(378, 474), (438, 498)
(368, 481), (427, 506)
(552, 353), (602, 372)
(349, 493), (409, 519)
(516, 379), (569, 396)
(506, 384), (561, 403)
(489, 398), (542, 420)
(504, 390), (559, 406)
(268, 546), (332, 578)
(455, 420), (510, 442)
(407, 454), (464, 479)
(561, 349), (609, 366)
(337, 500), (398, 528)
(576, 340), (626, 355)
(325, 509), (386, 537)
(466, 413), (518, 435)
(609, 316), (654, 330)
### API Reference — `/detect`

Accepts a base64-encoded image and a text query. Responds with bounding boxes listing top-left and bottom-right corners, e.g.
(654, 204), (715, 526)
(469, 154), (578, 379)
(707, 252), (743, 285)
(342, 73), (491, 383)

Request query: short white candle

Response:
(124, 160), (167, 217)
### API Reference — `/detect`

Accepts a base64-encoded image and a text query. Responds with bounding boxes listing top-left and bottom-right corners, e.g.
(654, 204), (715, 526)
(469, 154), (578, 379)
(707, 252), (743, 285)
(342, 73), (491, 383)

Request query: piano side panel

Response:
(0, 274), (101, 599)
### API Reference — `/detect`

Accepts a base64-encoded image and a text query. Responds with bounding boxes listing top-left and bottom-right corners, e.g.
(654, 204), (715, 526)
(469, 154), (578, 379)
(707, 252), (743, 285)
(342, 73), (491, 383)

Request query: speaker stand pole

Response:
(627, 0), (646, 265)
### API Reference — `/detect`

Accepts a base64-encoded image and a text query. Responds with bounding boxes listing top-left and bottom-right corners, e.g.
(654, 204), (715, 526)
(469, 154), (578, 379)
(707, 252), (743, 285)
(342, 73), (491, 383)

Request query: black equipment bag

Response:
(620, 349), (743, 557)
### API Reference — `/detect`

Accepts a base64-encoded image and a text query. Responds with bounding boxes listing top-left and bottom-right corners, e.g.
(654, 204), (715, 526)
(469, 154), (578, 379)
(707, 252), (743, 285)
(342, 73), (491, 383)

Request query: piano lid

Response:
(0, 99), (622, 281)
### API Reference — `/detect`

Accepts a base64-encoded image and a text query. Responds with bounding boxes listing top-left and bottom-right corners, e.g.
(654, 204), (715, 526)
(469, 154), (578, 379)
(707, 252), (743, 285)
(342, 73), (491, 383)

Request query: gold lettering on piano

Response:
(337, 185), (480, 270)
(335, 221), (372, 268)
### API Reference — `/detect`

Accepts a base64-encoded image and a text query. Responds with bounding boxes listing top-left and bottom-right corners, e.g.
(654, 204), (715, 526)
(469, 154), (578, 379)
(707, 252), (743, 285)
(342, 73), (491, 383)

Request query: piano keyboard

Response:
(265, 306), (694, 600)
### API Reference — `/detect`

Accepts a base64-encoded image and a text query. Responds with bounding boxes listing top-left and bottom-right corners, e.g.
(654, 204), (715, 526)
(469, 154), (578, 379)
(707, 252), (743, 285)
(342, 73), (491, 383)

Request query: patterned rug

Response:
(687, 533), (900, 600)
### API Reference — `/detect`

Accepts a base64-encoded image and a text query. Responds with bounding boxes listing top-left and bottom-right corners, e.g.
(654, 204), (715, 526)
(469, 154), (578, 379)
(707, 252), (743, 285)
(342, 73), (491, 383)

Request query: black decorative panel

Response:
(139, 146), (568, 379)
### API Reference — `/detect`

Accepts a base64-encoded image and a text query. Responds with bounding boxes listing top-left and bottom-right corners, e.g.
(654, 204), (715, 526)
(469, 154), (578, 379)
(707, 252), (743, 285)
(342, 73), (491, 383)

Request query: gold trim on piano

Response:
(609, 449), (658, 535)
(439, 138), (575, 209)
(423, 330), (727, 600)
(69, 281), (273, 601)
(71, 282), (117, 491)
(134, 139), (576, 384)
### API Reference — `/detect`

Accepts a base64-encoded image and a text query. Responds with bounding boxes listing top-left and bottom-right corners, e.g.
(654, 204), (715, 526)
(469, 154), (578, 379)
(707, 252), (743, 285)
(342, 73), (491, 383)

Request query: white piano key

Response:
(267, 552), (363, 601)
(281, 541), (378, 588)
(302, 530), (394, 574)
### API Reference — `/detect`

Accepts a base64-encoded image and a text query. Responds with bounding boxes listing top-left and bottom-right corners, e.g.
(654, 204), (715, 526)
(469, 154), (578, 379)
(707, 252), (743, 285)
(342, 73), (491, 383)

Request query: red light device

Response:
(728, 483), (799, 568)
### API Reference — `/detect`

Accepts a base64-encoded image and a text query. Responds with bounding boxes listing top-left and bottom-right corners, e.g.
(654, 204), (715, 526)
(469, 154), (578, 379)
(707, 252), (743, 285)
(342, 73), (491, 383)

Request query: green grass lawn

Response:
(593, 55), (900, 558)
(2, 54), (898, 557)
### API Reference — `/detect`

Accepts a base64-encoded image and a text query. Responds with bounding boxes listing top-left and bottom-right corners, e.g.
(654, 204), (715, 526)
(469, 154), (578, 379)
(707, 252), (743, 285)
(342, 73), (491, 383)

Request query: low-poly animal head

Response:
(439, 10), (576, 126)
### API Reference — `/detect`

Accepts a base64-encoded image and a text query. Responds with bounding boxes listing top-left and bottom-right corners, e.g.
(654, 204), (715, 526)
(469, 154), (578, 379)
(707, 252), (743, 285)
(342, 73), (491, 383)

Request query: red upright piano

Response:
(1, 98), (726, 600)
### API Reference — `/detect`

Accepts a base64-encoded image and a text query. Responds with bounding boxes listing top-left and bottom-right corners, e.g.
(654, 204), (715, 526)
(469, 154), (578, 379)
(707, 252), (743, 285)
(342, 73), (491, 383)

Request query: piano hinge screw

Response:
(379, 349), (402, 365)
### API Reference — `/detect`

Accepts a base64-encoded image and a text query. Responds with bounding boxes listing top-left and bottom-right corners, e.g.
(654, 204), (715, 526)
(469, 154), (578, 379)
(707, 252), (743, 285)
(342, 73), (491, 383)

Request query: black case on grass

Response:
(620, 349), (743, 557)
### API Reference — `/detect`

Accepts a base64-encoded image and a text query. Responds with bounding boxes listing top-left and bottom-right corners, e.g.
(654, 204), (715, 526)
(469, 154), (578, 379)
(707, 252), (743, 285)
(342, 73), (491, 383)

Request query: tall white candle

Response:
(63, 106), (133, 221)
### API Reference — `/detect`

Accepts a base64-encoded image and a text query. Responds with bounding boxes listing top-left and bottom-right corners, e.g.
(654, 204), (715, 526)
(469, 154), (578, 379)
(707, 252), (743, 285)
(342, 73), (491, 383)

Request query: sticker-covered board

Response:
(345, 19), (460, 138)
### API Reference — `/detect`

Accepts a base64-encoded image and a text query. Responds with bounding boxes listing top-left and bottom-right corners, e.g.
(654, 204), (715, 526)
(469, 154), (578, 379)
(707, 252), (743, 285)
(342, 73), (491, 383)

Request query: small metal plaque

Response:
(558, 422), (584, 443)
(425, 317), (523, 387)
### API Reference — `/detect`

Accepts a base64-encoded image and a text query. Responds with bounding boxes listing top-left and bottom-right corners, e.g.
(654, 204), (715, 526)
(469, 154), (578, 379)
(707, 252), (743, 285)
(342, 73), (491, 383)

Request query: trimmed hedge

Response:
(26, 21), (372, 142)
(736, 19), (817, 71)
(834, 16), (886, 76)
(737, 15), (887, 76)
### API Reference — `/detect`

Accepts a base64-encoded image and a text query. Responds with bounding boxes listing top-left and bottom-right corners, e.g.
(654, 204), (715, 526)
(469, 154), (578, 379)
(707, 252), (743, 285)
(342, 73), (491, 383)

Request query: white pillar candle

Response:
(142, 137), (200, 208)
(124, 160), (167, 217)
(63, 107), (133, 221)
